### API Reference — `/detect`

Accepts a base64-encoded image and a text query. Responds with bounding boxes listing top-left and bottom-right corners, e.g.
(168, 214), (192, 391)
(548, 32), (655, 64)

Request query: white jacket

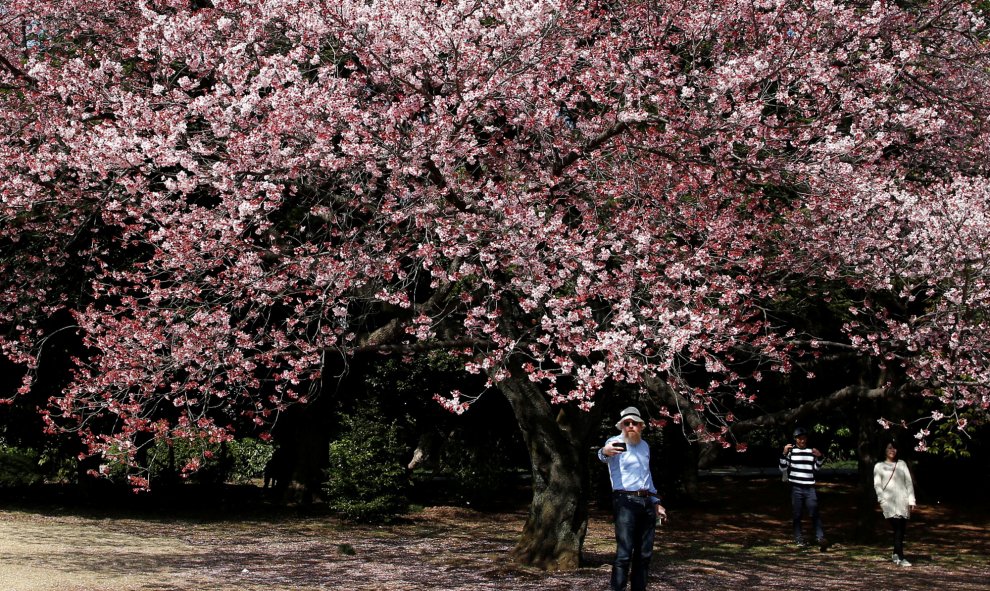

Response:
(874, 460), (916, 519)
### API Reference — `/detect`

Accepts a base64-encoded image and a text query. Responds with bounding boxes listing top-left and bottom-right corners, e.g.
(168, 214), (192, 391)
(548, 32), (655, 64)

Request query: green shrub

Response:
(227, 438), (274, 483)
(38, 442), (81, 484)
(145, 437), (224, 483)
(324, 411), (409, 522)
(99, 436), (273, 486)
(0, 444), (44, 487)
(437, 435), (517, 507)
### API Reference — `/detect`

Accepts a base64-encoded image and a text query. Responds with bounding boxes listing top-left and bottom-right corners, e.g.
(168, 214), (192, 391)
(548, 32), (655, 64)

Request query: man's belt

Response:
(614, 489), (655, 498)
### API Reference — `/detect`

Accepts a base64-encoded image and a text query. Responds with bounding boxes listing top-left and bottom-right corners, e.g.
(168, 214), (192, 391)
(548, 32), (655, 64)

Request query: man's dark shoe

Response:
(818, 538), (831, 552)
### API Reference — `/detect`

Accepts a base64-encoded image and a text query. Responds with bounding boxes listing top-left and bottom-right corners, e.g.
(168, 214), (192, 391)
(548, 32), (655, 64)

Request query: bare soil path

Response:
(1, 479), (986, 590)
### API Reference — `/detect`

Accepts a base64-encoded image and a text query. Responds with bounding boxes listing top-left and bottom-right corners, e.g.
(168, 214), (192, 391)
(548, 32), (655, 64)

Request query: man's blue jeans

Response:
(791, 484), (825, 543)
(611, 493), (656, 591)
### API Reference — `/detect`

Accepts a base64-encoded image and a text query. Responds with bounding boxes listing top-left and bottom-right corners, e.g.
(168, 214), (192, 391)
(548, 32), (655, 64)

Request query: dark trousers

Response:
(889, 517), (907, 558)
(791, 485), (825, 542)
(611, 493), (656, 591)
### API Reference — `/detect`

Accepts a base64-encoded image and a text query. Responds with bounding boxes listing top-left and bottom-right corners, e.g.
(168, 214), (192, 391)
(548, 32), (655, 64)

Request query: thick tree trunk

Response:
(642, 375), (710, 500)
(268, 397), (334, 504)
(854, 407), (881, 542)
(498, 370), (598, 570)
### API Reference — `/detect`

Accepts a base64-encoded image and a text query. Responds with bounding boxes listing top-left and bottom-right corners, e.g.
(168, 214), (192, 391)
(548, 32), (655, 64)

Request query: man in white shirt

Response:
(599, 407), (667, 591)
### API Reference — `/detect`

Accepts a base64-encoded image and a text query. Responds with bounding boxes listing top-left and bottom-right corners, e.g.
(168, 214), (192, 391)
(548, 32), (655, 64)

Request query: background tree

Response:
(2, 0), (989, 569)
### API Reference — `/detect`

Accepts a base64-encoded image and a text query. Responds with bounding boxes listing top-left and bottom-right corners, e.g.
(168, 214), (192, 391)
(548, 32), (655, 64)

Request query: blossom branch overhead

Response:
(1, 0), (988, 477)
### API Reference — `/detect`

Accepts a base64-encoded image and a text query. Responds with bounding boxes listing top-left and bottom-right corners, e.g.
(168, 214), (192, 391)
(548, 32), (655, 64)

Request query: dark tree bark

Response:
(498, 365), (600, 570)
(854, 400), (882, 542)
(641, 375), (716, 500)
(267, 395), (334, 504)
(729, 384), (896, 439)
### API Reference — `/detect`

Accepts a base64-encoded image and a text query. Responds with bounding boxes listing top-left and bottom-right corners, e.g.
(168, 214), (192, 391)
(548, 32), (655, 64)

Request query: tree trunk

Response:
(498, 369), (598, 570)
(269, 396), (334, 505)
(641, 375), (710, 501)
(854, 407), (881, 542)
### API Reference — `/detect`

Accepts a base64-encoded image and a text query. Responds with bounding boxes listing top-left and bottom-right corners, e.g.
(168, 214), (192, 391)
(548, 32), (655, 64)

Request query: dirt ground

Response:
(0, 478), (987, 591)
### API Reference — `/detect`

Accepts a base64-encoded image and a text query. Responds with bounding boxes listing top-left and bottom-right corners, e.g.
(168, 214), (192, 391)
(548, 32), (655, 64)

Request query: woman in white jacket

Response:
(874, 441), (916, 566)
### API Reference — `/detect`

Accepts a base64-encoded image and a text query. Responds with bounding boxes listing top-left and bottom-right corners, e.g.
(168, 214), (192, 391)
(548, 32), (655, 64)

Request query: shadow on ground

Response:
(0, 477), (987, 590)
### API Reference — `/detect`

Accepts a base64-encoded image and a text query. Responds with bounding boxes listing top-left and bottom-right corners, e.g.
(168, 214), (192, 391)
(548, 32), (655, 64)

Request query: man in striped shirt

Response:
(780, 426), (829, 550)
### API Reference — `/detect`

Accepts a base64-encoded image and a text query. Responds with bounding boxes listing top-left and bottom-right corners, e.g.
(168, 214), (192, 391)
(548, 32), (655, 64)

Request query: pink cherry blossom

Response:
(0, 0), (987, 503)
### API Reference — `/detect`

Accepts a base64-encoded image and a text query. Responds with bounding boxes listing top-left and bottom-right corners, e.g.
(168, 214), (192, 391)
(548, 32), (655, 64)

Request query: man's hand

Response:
(602, 441), (626, 457)
(656, 504), (667, 522)
(782, 443), (794, 455)
(811, 448), (823, 458)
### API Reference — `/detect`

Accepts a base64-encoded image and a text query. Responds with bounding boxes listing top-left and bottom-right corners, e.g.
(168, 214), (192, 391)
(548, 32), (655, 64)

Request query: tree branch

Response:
(729, 384), (902, 439)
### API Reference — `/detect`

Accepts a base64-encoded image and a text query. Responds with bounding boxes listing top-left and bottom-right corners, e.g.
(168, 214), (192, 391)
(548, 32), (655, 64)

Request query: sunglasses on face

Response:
(621, 420), (641, 427)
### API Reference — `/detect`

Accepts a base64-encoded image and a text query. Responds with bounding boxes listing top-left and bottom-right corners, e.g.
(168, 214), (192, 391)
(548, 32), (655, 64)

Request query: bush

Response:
(145, 437), (224, 483)
(37, 440), (83, 484)
(227, 438), (274, 484)
(96, 436), (273, 486)
(324, 411), (409, 522)
(436, 435), (519, 507)
(0, 444), (44, 488)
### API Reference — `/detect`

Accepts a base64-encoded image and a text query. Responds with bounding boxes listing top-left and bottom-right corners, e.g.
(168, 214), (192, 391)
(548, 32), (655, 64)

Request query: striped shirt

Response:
(780, 447), (824, 486)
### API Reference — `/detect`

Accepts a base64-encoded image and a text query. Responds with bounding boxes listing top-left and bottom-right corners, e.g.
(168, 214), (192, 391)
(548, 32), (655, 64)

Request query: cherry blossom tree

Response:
(2, 0), (989, 569)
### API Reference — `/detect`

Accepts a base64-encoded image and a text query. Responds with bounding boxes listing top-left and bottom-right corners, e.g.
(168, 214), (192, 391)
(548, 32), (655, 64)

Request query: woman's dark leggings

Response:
(889, 517), (907, 558)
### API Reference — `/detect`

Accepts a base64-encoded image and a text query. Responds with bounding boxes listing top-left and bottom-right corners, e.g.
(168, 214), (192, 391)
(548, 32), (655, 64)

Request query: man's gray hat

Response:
(615, 406), (645, 430)
(793, 426), (808, 438)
